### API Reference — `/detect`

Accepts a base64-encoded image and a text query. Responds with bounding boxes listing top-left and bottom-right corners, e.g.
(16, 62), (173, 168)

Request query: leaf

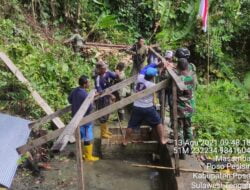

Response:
(62, 64), (69, 72)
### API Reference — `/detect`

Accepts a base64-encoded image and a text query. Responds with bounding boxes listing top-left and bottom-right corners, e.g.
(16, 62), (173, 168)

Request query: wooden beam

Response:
(52, 90), (95, 151)
(94, 75), (136, 100)
(29, 75), (137, 130)
(17, 80), (168, 154)
(75, 126), (85, 190)
(172, 81), (180, 176)
(0, 52), (65, 129)
(148, 47), (187, 91)
(160, 88), (166, 124)
(29, 105), (71, 129)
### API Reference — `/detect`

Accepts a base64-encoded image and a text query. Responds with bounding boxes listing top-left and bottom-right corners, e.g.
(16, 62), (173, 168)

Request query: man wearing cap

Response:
(123, 67), (167, 146)
(165, 50), (174, 66)
(95, 62), (120, 138)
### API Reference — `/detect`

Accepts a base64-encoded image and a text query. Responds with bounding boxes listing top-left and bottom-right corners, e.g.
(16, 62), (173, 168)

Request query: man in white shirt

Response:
(123, 67), (167, 145)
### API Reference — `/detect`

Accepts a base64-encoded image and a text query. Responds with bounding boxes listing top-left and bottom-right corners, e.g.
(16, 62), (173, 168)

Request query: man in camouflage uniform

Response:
(175, 47), (198, 89)
(64, 29), (85, 53)
(176, 58), (195, 159)
(128, 37), (148, 76)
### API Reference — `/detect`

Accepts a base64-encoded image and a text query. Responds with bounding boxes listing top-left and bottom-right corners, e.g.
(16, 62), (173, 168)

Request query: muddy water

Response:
(11, 124), (160, 190)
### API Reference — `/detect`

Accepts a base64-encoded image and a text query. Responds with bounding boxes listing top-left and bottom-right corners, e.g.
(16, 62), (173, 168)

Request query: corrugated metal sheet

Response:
(0, 113), (30, 188)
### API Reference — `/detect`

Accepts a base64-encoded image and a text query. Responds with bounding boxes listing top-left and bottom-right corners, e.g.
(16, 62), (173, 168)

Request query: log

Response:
(52, 90), (95, 151)
(29, 75), (137, 130)
(85, 42), (130, 49)
(0, 52), (65, 129)
(148, 47), (187, 91)
(131, 164), (221, 174)
(17, 80), (168, 154)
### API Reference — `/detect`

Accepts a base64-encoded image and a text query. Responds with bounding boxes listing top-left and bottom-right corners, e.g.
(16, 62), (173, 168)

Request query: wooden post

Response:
(75, 126), (84, 190)
(172, 81), (180, 176)
(160, 88), (166, 124)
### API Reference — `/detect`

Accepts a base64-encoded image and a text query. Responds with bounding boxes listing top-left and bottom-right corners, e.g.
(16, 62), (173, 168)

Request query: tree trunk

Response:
(77, 0), (81, 22)
(50, 0), (56, 18)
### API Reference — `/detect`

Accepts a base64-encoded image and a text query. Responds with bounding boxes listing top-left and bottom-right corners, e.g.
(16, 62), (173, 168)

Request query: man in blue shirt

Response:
(68, 75), (99, 161)
(95, 63), (120, 138)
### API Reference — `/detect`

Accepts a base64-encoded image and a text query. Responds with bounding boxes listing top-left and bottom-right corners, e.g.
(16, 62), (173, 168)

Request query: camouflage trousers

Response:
(178, 117), (193, 146)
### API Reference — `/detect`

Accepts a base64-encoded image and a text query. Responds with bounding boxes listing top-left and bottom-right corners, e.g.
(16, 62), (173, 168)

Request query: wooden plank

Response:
(52, 90), (95, 151)
(172, 81), (180, 176)
(0, 52), (65, 129)
(148, 47), (187, 91)
(29, 105), (71, 129)
(160, 88), (166, 124)
(75, 126), (85, 190)
(29, 75), (137, 130)
(131, 164), (220, 174)
(17, 80), (168, 154)
(94, 75), (136, 100)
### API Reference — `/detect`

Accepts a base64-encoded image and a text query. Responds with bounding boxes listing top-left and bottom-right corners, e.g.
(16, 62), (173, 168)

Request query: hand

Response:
(95, 92), (101, 97)
(110, 94), (116, 103)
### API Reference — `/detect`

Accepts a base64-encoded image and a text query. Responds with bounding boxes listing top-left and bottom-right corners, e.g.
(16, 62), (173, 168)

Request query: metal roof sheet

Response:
(0, 113), (30, 188)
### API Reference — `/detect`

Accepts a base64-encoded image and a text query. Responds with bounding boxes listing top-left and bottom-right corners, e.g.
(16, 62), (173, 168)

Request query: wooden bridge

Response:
(0, 49), (210, 190)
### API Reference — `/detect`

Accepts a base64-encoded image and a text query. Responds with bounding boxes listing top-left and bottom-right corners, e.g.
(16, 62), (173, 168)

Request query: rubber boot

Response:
(83, 144), (99, 161)
(100, 123), (112, 139)
(104, 123), (112, 136)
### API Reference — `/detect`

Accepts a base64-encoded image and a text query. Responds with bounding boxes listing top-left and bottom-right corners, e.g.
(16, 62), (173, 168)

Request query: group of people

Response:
(68, 36), (197, 161)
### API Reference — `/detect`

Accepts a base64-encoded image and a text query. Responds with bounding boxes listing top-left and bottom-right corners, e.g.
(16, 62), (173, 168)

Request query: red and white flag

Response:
(198, 0), (209, 32)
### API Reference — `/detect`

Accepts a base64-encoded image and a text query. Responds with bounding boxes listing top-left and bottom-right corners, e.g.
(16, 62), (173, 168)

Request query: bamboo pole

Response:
(172, 81), (180, 176)
(131, 164), (220, 174)
(75, 126), (84, 190)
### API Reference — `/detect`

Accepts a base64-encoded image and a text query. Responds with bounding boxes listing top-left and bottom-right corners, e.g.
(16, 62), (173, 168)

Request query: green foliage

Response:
(193, 80), (250, 141)
(155, 0), (199, 48)
(0, 18), (95, 119)
(0, 0), (249, 141)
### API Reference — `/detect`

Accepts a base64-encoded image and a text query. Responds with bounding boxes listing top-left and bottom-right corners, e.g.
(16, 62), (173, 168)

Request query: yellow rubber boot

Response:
(83, 144), (99, 161)
(105, 123), (112, 136)
(100, 123), (112, 139)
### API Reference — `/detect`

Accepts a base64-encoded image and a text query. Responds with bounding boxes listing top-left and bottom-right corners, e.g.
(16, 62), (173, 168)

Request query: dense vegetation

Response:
(0, 0), (249, 141)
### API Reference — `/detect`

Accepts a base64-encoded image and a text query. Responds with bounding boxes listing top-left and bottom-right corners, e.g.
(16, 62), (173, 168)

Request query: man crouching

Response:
(123, 67), (167, 146)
